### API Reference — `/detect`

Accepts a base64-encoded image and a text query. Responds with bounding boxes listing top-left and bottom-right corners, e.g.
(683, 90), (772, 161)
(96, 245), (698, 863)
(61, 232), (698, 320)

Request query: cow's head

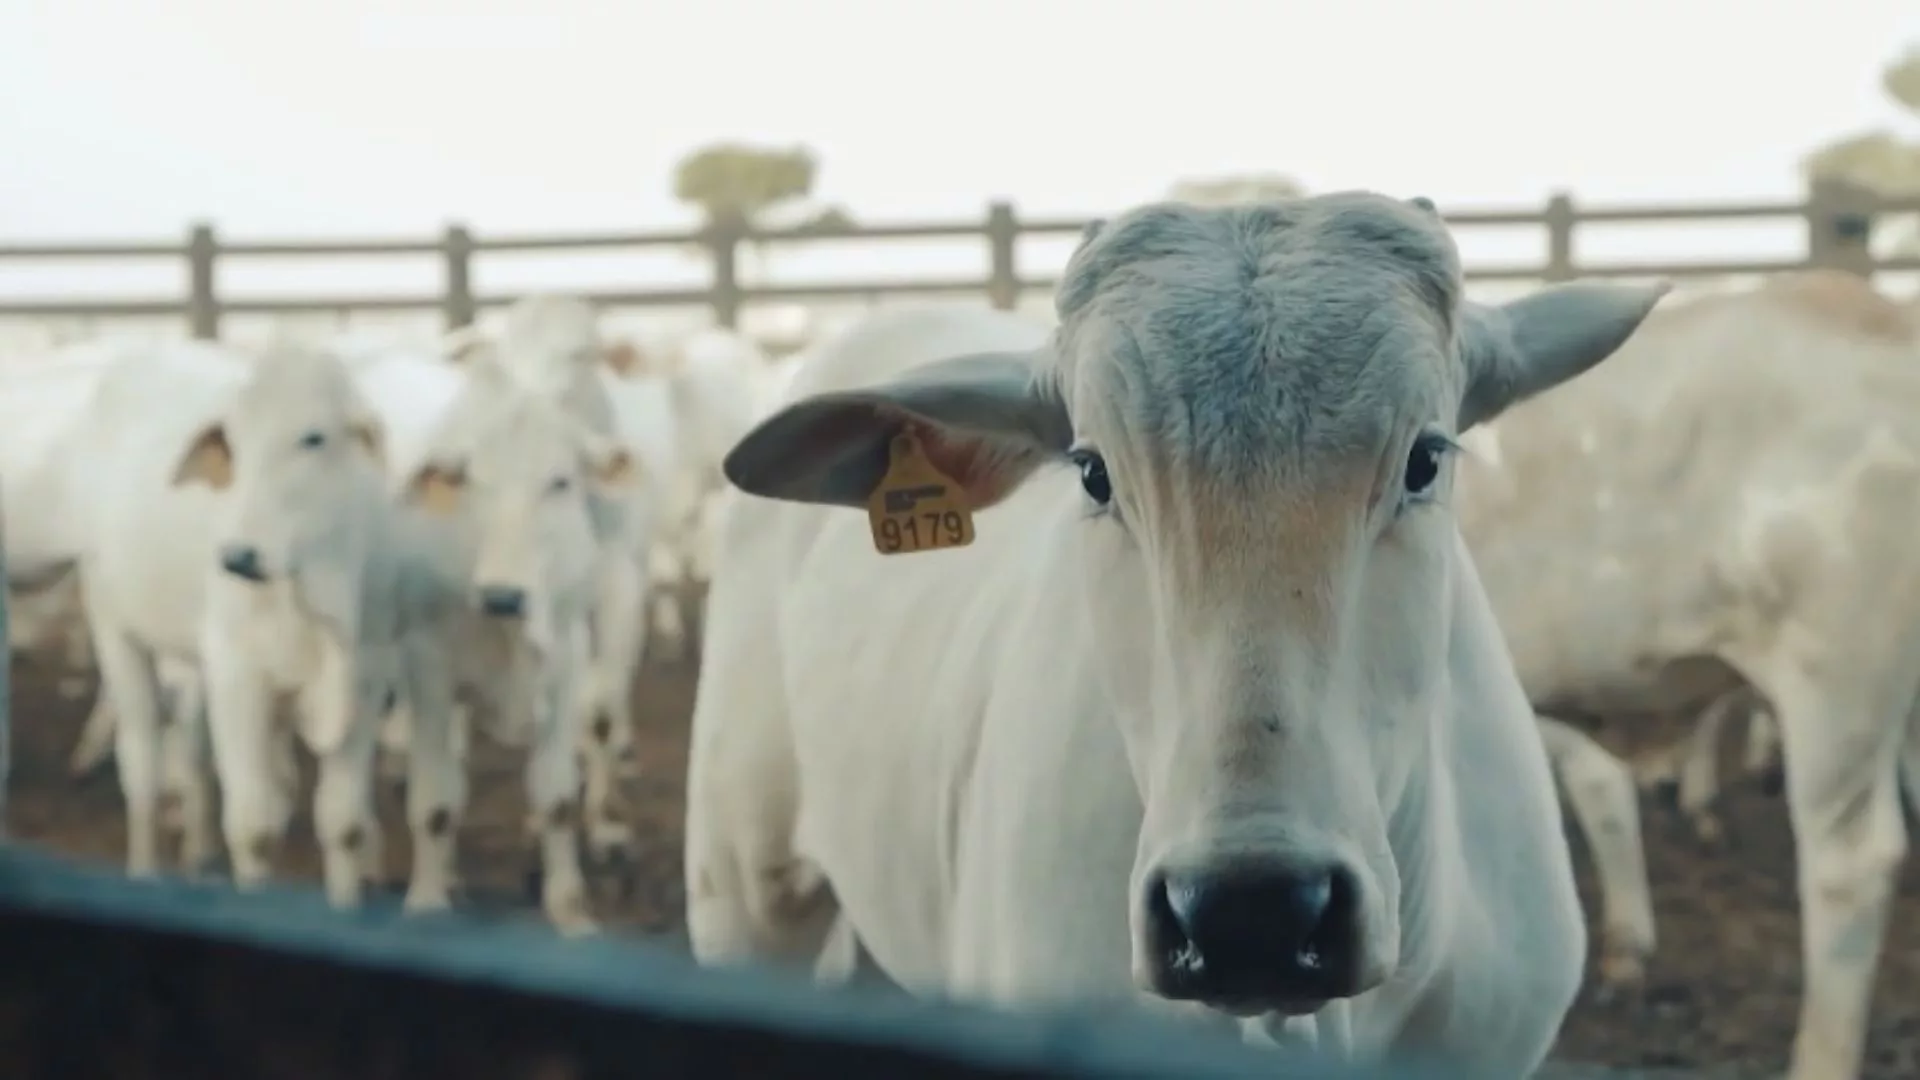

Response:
(172, 343), (386, 589)
(403, 369), (637, 647)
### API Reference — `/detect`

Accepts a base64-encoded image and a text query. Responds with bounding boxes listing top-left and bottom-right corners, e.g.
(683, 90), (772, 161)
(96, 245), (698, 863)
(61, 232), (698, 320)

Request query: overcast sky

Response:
(0, 0), (1915, 308)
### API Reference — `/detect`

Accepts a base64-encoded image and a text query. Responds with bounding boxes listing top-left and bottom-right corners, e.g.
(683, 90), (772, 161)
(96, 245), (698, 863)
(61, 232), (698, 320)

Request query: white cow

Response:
(685, 194), (1668, 1074)
(0, 341), (123, 588)
(0, 341), (259, 858)
(1456, 269), (1920, 1080)
(440, 295), (659, 859)
(358, 343), (642, 932)
(591, 318), (792, 663)
(603, 324), (776, 664)
(76, 341), (466, 911)
(2, 342), (125, 683)
(3, 341), (256, 871)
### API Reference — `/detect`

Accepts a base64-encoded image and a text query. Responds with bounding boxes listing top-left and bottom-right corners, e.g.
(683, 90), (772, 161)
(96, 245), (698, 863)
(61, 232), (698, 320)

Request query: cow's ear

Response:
(1457, 281), (1670, 430)
(724, 349), (1070, 510)
(173, 423), (233, 489)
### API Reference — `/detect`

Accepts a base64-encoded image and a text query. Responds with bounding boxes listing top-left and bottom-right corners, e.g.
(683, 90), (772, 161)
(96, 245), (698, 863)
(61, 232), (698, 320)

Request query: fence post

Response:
(0, 494), (10, 843)
(1543, 192), (1576, 282)
(186, 223), (219, 340)
(442, 224), (476, 331)
(986, 201), (1019, 310)
(707, 212), (745, 330)
(1805, 177), (1877, 277)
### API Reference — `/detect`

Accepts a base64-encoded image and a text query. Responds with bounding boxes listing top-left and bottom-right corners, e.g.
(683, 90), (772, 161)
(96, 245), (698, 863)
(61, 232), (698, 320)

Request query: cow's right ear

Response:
(603, 340), (645, 376)
(404, 461), (467, 514)
(722, 348), (1071, 511)
(442, 326), (493, 365)
(172, 423), (233, 489)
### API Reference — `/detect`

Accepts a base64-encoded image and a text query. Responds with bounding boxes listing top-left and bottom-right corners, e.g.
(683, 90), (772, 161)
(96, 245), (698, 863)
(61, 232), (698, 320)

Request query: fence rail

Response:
(0, 845), (1493, 1079)
(2, 180), (1919, 338)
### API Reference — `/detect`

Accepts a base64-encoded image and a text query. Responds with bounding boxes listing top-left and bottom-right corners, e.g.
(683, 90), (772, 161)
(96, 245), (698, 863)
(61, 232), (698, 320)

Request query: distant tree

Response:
(1166, 173), (1307, 207)
(1884, 45), (1920, 112)
(673, 143), (818, 225)
(1803, 46), (1920, 254)
(671, 142), (850, 289)
(1802, 130), (1920, 194)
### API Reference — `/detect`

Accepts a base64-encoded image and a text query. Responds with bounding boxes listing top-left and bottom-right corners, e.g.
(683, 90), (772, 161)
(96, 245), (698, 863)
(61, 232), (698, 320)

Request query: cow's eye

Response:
(298, 431), (327, 450)
(547, 475), (573, 495)
(1403, 434), (1450, 498)
(1069, 449), (1111, 506)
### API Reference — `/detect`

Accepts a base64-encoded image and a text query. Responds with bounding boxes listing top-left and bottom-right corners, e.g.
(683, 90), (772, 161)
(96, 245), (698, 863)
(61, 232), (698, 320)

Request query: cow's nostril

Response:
(218, 544), (267, 583)
(1144, 858), (1361, 1005)
(477, 585), (526, 618)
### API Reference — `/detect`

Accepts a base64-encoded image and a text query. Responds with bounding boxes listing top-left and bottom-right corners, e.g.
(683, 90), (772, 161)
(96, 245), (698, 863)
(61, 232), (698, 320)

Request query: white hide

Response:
(0, 343), (229, 801)
(1456, 270), (1920, 1080)
(39, 342), (245, 876)
(0, 340), (127, 586)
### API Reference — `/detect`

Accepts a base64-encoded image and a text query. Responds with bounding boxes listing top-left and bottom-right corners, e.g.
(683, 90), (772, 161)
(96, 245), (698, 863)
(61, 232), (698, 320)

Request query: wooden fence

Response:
(1, 179), (1918, 340)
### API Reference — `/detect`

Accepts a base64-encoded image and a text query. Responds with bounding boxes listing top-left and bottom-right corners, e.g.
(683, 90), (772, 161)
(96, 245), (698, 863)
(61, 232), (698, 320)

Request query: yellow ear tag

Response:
(867, 431), (976, 556)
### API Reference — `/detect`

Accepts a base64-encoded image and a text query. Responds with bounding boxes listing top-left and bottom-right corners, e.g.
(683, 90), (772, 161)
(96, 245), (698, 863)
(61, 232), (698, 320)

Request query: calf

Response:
(447, 296), (659, 861)
(155, 343), (460, 910)
(380, 352), (640, 933)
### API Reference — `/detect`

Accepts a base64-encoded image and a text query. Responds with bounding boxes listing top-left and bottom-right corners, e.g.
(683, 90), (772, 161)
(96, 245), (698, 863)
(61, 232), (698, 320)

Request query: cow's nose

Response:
(1144, 859), (1364, 1007)
(477, 585), (526, 618)
(219, 544), (267, 583)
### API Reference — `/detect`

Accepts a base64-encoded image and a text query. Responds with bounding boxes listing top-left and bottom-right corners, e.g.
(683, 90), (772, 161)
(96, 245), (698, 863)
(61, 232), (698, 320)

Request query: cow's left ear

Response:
(1457, 281), (1671, 430)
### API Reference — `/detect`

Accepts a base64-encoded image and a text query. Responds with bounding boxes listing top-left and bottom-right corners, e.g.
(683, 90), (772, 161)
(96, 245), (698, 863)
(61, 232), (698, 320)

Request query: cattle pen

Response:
(6, 182), (1920, 1080)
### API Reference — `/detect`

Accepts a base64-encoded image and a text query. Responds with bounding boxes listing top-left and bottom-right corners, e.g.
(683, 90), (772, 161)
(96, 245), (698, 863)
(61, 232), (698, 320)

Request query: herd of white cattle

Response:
(0, 292), (805, 932)
(5, 192), (1920, 1080)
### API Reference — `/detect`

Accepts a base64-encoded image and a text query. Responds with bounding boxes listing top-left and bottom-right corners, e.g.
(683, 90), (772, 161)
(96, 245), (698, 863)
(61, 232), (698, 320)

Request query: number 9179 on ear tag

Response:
(867, 431), (976, 556)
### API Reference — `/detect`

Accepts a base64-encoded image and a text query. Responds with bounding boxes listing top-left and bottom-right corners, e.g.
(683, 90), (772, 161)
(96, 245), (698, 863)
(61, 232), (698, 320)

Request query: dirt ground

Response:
(9, 655), (1920, 1079)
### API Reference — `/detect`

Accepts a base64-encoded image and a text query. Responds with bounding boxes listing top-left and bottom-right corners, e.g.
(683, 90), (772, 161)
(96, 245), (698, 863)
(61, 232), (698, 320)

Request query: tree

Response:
(1884, 45), (1920, 113)
(1802, 46), (1920, 254)
(1166, 173), (1307, 207)
(673, 143), (818, 224)
(670, 142), (854, 289)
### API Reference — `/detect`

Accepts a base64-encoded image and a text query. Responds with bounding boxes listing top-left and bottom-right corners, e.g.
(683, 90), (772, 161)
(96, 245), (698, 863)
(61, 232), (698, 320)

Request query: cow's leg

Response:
(376, 703), (412, 784)
(301, 648), (386, 906)
(69, 694), (118, 777)
(201, 632), (287, 890)
(1902, 712), (1920, 820)
(529, 631), (596, 936)
(1768, 670), (1908, 1080)
(399, 635), (465, 914)
(1537, 716), (1656, 989)
(88, 621), (165, 877)
(646, 544), (690, 666)
(582, 554), (644, 862)
(161, 676), (220, 875)
(1675, 691), (1743, 845)
(1746, 704), (1785, 794)
(683, 638), (836, 973)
